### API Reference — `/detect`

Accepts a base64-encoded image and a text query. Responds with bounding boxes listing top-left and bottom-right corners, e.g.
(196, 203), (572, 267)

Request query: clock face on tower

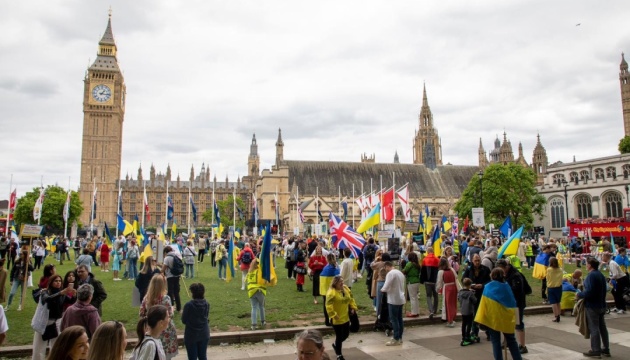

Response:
(91, 84), (112, 102)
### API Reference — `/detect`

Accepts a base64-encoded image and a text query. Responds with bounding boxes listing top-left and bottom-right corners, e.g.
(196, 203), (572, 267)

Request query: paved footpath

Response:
(164, 312), (630, 360)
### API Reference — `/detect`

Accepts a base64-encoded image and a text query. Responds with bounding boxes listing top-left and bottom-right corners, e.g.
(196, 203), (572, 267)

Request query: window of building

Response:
(194, 193), (199, 201)
(552, 174), (566, 187)
(181, 203), (186, 212)
(594, 168), (604, 180)
(156, 203), (162, 211)
(550, 197), (565, 228)
(623, 164), (630, 179)
(130, 203), (135, 212)
(579, 170), (590, 183)
(604, 192), (623, 218)
(575, 194), (592, 219)
(570, 172), (579, 185)
(606, 166), (617, 179)
(130, 193), (136, 200)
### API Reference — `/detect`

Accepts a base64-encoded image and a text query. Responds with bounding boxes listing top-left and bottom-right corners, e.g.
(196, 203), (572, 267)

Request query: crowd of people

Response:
(0, 228), (627, 360)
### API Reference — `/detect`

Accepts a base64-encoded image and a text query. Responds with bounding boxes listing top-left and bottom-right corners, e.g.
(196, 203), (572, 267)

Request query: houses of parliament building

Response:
(79, 15), (562, 235)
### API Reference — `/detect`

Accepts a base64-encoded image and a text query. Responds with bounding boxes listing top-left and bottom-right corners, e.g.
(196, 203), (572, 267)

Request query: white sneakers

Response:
(385, 339), (402, 346)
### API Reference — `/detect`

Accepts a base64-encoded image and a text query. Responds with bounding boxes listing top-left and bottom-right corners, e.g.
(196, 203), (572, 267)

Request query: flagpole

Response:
(296, 186), (299, 234)
(141, 181), (146, 229)
(187, 182), (191, 235)
(233, 187), (236, 236)
(212, 182), (216, 239)
(165, 181), (169, 237)
(115, 180), (121, 237)
(352, 183), (355, 227)
(338, 186), (341, 219)
(275, 185), (279, 236)
(90, 178), (95, 234)
(379, 174), (383, 231)
(316, 187), (319, 236)
(393, 172), (396, 236)
(38, 176), (44, 226)
(5, 174), (12, 238)
(64, 177), (70, 239)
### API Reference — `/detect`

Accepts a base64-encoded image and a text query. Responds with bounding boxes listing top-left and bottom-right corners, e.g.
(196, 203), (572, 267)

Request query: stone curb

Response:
(0, 302), (608, 358)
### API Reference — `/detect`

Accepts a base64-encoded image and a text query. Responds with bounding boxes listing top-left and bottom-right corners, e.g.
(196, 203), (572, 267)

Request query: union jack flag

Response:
(328, 212), (365, 258)
(298, 207), (305, 223)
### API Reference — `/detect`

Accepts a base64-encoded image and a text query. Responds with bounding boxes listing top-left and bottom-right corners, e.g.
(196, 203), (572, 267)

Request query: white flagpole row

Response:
(64, 177), (70, 239)
(6, 174), (12, 238)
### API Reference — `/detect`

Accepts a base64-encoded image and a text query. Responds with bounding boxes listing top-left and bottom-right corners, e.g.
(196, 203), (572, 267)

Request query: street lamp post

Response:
(625, 184), (629, 207)
(478, 170), (484, 208)
(562, 179), (569, 223)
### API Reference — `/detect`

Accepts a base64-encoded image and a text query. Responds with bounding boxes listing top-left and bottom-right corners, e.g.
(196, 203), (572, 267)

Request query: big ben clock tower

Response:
(79, 13), (126, 228)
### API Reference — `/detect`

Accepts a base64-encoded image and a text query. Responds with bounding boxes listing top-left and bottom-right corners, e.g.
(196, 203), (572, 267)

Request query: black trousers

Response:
(167, 276), (182, 311)
(612, 275), (629, 311)
(198, 249), (205, 262)
(541, 278), (547, 300)
(286, 260), (295, 278)
(332, 322), (350, 356)
(461, 314), (474, 340)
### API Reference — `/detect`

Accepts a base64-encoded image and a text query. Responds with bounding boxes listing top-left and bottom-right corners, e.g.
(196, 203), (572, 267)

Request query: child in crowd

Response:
(457, 278), (477, 346)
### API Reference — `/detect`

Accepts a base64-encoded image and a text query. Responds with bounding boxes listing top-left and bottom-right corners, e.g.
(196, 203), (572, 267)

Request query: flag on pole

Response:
(92, 187), (98, 220)
(171, 219), (177, 237)
(355, 195), (365, 218)
(499, 216), (512, 238)
(33, 187), (45, 221)
(167, 196), (174, 220)
(8, 189), (17, 221)
(298, 206), (305, 223)
(452, 215), (459, 237)
(133, 215), (140, 236)
(498, 226), (524, 258)
(104, 222), (114, 246)
(190, 196), (197, 223)
(356, 203), (381, 233)
(143, 187), (150, 221)
(418, 210), (425, 232)
(317, 207), (323, 223)
(214, 199), (221, 226)
(396, 185), (410, 221)
(341, 199), (348, 221)
(62, 191), (71, 222)
(381, 188), (394, 221)
(441, 215), (452, 233)
(329, 212), (366, 258)
(424, 205), (432, 234)
(463, 215), (469, 234)
(236, 207), (244, 220)
(226, 236), (235, 282)
(260, 222), (277, 285)
(118, 187), (123, 218)
(116, 214), (134, 236)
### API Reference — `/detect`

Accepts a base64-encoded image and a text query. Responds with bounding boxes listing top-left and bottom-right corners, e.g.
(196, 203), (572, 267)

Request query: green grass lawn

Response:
(1, 255), (605, 346)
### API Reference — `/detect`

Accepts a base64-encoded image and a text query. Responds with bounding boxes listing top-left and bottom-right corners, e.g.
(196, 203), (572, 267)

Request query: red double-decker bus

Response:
(0, 218), (7, 237)
(567, 208), (630, 249)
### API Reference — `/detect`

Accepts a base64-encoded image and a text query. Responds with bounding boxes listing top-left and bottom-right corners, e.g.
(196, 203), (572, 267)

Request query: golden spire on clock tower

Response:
(79, 12), (126, 229)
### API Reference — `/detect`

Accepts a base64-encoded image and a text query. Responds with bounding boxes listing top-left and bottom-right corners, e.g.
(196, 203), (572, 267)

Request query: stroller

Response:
(373, 292), (393, 335)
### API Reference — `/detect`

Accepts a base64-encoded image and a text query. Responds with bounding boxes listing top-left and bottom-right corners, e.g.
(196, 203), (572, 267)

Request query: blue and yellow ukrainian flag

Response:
(260, 223), (277, 285)
(474, 280), (517, 334)
(319, 263), (340, 295)
(498, 226), (524, 258)
(441, 215), (452, 233)
(532, 252), (551, 280)
(117, 214), (134, 236)
(561, 280), (577, 311)
(357, 203), (381, 233)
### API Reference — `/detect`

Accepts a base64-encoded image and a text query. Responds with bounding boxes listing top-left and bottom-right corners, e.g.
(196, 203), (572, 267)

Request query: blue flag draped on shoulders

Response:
(319, 259), (341, 296)
(474, 280), (517, 334)
(532, 252), (551, 280)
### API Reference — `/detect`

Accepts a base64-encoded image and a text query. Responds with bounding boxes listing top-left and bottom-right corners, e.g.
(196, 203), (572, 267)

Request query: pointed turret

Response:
(478, 138), (489, 168)
(621, 53), (628, 72)
(516, 142), (528, 167)
(275, 128), (284, 167)
(620, 52), (630, 136)
(413, 82), (442, 166)
(250, 133), (258, 156)
(91, 12), (119, 70)
(394, 151), (400, 164)
(150, 164), (156, 182)
(137, 164), (143, 181)
(166, 164), (171, 181)
(189, 165), (195, 183)
(532, 133), (548, 185)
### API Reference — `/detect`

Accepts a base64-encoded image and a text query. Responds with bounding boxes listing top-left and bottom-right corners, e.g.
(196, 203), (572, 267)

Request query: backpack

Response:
(127, 247), (138, 259)
(365, 245), (377, 261)
(168, 254), (184, 276)
(241, 251), (253, 264)
(290, 248), (298, 262)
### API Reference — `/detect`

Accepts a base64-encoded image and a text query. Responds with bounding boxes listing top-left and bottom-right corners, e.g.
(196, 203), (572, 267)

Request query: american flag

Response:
(328, 212), (365, 258)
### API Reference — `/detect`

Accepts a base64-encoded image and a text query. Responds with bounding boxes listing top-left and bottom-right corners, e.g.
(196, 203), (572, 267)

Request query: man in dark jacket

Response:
(60, 284), (101, 339)
(420, 247), (439, 318)
(75, 265), (107, 315)
(496, 259), (529, 354)
(576, 257), (610, 358)
(461, 254), (491, 341)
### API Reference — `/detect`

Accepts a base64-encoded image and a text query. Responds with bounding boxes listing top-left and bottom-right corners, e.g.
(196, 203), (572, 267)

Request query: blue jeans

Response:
(7, 280), (25, 307)
(585, 307), (609, 353)
(127, 258), (138, 279)
(375, 281), (385, 314)
(388, 303), (404, 341)
(488, 329), (522, 360)
(184, 339), (208, 360)
(185, 264), (194, 278)
(250, 290), (266, 325)
(218, 258), (227, 279)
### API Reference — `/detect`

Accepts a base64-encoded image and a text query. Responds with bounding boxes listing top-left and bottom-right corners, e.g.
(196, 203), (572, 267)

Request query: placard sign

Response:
(472, 208), (485, 227)
(21, 224), (44, 237)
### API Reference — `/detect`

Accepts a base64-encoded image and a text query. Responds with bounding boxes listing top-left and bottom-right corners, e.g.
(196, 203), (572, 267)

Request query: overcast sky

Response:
(1, 0), (629, 197)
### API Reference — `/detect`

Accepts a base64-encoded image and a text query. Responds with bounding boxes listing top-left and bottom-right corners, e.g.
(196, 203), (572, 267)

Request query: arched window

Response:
(575, 194), (592, 219)
(431, 208), (437, 216)
(623, 164), (630, 179)
(570, 172), (579, 185)
(550, 197), (565, 228)
(580, 170), (590, 183)
(552, 174), (566, 187)
(594, 168), (605, 180)
(606, 166), (617, 179)
(603, 192), (623, 218)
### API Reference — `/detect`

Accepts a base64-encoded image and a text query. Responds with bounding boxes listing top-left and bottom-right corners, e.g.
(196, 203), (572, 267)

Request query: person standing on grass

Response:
(197, 235), (207, 263)
(402, 251), (421, 317)
(182, 283), (210, 360)
(216, 240), (228, 280)
(247, 258), (267, 330)
(6, 250), (33, 311)
(126, 240), (139, 281)
(140, 275), (178, 359)
(237, 243), (255, 291)
(99, 241), (109, 272)
(162, 246), (182, 313)
(381, 261), (406, 346)
(309, 246), (327, 305)
(74, 265), (107, 316)
(576, 256), (611, 358)
(420, 247), (439, 318)
(111, 242), (123, 281)
(60, 284), (101, 340)
(183, 240), (197, 279)
(325, 275), (357, 360)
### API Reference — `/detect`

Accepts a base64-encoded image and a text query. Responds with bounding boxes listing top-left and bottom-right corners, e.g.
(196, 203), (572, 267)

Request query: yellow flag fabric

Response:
(357, 204), (381, 233)
(433, 237), (443, 258)
(171, 222), (177, 237)
(139, 243), (153, 263)
(498, 226), (524, 258)
(157, 227), (166, 241)
(474, 281), (517, 334)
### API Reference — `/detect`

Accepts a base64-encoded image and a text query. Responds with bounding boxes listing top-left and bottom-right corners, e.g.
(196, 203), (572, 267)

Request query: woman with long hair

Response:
(309, 246), (327, 304)
(126, 240), (139, 281)
(443, 246), (460, 273)
(295, 241), (308, 292)
(99, 241), (109, 272)
(7, 250), (34, 310)
(33, 274), (74, 360)
(111, 242), (123, 281)
(131, 305), (168, 360)
(46, 325), (89, 360)
(546, 257), (564, 322)
(140, 275), (178, 359)
(87, 321), (127, 360)
(325, 275), (358, 360)
(62, 271), (78, 311)
(436, 257), (458, 328)
(402, 252), (421, 317)
(247, 257), (267, 330)
(320, 253), (340, 326)
(135, 255), (161, 301)
(33, 240), (46, 270)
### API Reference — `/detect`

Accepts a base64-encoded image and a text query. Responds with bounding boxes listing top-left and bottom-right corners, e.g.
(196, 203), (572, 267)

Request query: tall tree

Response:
(619, 135), (630, 154)
(14, 185), (83, 231)
(454, 163), (546, 230)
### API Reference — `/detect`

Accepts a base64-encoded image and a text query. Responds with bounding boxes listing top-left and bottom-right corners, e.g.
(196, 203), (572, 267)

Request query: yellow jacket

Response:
(325, 285), (357, 325)
(247, 269), (267, 298)
(546, 267), (564, 288)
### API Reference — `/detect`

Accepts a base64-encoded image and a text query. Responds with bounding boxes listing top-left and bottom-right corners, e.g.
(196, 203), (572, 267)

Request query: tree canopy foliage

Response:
(453, 163), (546, 231)
(201, 195), (246, 234)
(619, 136), (630, 154)
(14, 186), (83, 232)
